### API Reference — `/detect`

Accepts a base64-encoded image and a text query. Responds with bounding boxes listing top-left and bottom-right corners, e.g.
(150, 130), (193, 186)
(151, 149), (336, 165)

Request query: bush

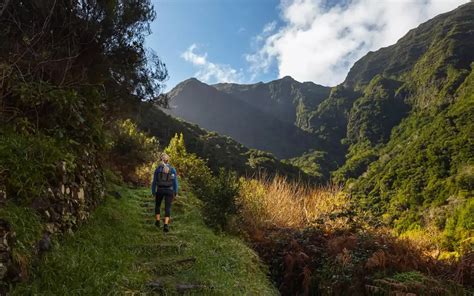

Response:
(164, 133), (213, 198)
(163, 133), (240, 231)
(0, 129), (72, 203)
(107, 119), (159, 184)
(202, 169), (240, 231)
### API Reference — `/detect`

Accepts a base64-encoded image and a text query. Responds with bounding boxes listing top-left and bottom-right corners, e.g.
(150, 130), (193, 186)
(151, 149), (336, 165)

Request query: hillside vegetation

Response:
(10, 182), (276, 295)
(167, 2), (474, 251)
(166, 78), (324, 159)
(0, 0), (166, 292)
(1, 1), (473, 295)
(136, 102), (312, 180)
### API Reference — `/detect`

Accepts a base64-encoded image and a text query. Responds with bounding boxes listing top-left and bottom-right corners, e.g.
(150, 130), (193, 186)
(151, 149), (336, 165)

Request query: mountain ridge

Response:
(164, 2), (474, 248)
(165, 76), (324, 158)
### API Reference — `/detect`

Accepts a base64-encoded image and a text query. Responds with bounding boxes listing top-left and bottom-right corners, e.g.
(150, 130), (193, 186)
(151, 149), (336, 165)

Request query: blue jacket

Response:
(151, 165), (179, 195)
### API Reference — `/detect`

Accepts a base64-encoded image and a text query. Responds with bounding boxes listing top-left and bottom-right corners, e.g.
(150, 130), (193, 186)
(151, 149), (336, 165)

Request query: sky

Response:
(147, 0), (469, 90)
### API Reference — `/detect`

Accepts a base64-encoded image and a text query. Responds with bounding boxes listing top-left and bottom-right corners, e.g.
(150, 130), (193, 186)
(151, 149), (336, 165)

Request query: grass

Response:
(236, 175), (472, 295)
(10, 182), (277, 295)
(238, 175), (351, 231)
(0, 203), (43, 280)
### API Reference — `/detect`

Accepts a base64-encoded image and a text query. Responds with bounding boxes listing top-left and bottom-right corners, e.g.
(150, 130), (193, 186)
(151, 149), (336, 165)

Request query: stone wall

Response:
(0, 160), (105, 294)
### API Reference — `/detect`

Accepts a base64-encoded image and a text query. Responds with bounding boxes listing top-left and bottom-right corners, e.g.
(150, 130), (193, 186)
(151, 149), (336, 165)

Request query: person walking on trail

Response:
(151, 153), (178, 233)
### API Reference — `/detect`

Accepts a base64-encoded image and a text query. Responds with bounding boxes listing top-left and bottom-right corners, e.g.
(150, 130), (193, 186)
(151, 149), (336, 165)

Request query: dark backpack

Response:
(157, 165), (174, 188)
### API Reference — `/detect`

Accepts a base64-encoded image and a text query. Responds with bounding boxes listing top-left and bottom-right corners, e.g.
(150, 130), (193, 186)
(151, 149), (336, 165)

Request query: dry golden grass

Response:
(237, 175), (473, 295)
(238, 174), (353, 231)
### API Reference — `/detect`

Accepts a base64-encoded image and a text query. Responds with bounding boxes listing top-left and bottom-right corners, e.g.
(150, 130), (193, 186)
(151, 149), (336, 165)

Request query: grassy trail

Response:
(11, 183), (277, 295)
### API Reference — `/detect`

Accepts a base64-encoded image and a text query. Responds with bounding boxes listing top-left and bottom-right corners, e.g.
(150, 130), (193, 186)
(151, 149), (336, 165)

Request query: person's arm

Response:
(151, 168), (158, 195)
(172, 168), (179, 196)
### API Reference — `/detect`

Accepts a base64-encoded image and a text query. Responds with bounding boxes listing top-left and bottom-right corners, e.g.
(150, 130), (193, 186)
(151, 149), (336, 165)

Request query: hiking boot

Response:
(163, 224), (169, 233)
(155, 220), (160, 227)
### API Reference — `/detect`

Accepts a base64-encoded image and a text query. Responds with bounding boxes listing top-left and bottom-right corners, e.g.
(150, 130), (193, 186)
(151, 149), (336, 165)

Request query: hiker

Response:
(151, 153), (178, 233)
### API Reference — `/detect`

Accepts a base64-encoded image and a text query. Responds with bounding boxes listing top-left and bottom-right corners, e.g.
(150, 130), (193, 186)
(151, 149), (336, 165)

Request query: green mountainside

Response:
(328, 2), (474, 245)
(169, 2), (474, 245)
(0, 0), (474, 295)
(136, 102), (310, 180)
(213, 75), (331, 130)
(2, 1), (472, 294)
(166, 77), (327, 158)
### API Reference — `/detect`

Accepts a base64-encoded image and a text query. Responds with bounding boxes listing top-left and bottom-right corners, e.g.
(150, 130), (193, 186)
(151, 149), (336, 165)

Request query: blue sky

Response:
(147, 0), (468, 90)
(147, 0), (281, 90)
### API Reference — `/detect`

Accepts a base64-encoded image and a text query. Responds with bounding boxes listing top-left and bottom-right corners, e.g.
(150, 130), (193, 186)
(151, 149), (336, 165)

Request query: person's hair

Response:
(160, 153), (170, 173)
(160, 152), (170, 162)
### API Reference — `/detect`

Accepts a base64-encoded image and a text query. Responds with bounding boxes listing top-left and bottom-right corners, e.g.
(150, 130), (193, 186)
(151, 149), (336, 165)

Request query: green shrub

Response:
(164, 133), (213, 197)
(0, 129), (73, 203)
(163, 134), (240, 231)
(202, 169), (240, 231)
(107, 119), (159, 184)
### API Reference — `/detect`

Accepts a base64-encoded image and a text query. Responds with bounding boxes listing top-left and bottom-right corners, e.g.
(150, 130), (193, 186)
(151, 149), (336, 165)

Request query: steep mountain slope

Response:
(318, 2), (474, 247)
(136, 102), (312, 180)
(350, 70), (473, 248)
(214, 76), (330, 130)
(166, 77), (326, 158)
(343, 3), (474, 90)
(167, 3), (473, 246)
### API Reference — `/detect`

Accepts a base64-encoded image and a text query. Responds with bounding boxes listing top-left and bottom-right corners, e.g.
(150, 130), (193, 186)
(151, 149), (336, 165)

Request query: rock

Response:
(110, 191), (122, 199)
(0, 263), (7, 280)
(78, 188), (85, 201)
(38, 234), (51, 253)
(176, 283), (207, 293)
(45, 223), (57, 234)
(146, 280), (163, 291)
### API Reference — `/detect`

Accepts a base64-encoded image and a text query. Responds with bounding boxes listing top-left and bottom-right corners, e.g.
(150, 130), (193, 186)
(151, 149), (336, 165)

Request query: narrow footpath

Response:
(10, 183), (277, 295)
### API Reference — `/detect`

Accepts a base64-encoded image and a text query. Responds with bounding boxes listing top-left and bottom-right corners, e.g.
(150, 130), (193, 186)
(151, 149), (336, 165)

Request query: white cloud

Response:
(181, 44), (244, 84)
(247, 0), (469, 86)
(263, 21), (277, 34)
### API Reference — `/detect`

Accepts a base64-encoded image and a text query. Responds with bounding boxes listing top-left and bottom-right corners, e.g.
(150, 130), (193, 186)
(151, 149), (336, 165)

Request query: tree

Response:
(0, 0), (168, 124)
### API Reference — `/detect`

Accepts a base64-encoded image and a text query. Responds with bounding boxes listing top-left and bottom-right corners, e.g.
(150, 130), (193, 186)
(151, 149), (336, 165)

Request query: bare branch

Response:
(0, 0), (11, 18)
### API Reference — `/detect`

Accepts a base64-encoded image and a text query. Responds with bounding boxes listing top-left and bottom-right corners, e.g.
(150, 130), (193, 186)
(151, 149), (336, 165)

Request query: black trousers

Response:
(155, 190), (173, 217)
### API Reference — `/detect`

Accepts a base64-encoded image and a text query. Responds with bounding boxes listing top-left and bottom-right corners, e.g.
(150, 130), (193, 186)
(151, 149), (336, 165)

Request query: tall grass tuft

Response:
(238, 174), (353, 232)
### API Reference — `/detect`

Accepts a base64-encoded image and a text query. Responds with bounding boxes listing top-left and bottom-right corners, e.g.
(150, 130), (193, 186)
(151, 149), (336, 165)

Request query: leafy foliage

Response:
(0, 129), (71, 203)
(0, 0), (168, 201)
(164, 133), (213, 198)
(164, 134), (240, 231)
(202, 169), (240, 231)
(107, 119), (159, 184)
(346, 76), (409, 145)
(350, 67), (474, 250)
(0, 0), (167, 289)
(331, 141), (378, 184)
(293, 3), (474, 251)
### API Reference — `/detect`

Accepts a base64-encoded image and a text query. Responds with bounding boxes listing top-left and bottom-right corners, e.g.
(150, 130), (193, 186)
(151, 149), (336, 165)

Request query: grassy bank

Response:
(10, 183), (277, 295)
(237, 175), (472, 295)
